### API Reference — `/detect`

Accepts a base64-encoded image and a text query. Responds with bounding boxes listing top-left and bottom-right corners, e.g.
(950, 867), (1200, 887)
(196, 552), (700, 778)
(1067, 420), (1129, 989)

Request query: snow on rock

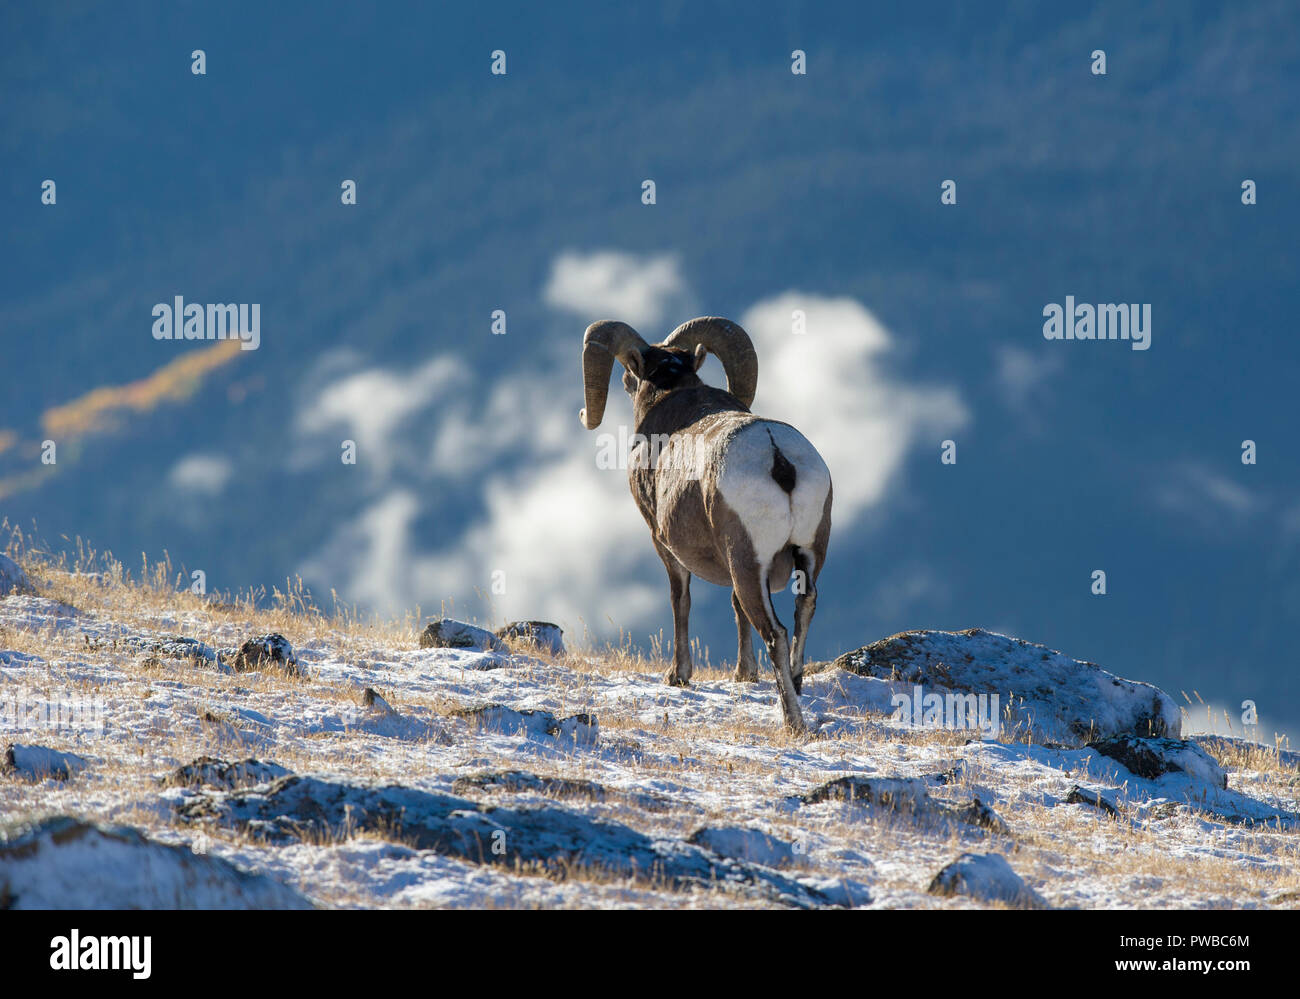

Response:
(451, 704), (599, 746)
(126, 634), (220, 665)
(175, 775), (832, 908)
(496, 620), (565, 656)
(797, 775), (1011, 834)
(3, 744), (88, 781)
(971, 738), (1299, 830)
(0, 554), (32, 596)
(1065, 785), (1120, 816)
(798, 876), (874, 908)
(159, 756), (294, 791)
(452, 770), (606, 802)
(828, 628), (1180, 746)
(928, 852), (1049, 909)
(0, 816), (312, 909)
(231, 633), (302, 676)
(1087, 736), (1227, 789)
(688, 826), (797, 867)
(419, 618), (505, 652)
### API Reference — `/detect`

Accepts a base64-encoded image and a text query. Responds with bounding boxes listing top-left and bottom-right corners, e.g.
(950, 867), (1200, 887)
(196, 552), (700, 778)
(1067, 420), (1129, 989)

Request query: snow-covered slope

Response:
(1, 568), (1297, 909)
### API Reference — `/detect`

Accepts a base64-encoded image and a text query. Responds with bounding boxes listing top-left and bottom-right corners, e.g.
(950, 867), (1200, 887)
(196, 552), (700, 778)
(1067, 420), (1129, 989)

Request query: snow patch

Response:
(0, 816), (312, 909)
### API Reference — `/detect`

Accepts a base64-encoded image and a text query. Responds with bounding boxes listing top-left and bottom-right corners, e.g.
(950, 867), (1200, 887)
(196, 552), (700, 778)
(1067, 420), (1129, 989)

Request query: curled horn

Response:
(579, 320), (649, 429)
(661, 316), (758, 409)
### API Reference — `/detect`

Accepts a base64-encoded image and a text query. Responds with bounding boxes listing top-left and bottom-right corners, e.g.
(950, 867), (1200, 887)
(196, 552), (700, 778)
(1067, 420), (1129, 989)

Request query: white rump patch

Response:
(717, 420), (831, 569)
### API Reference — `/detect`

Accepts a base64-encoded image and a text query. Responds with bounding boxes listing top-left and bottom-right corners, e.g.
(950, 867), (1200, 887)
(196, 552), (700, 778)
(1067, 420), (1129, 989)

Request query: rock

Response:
(230, 634), (301, 676)
(826, 628), (1180, 746)
(0, 554), (32, 597)
(175, 775), (830, 908)
(418, 618), (504, 652)
(928, 852), (1049, 908)
(1066, 784), (1120, 816)
(451, 704), (598, 745)
(798, 775), (1010, 834)
(495, 620), (565, 655)
(0, 816), (312, 909)
(928, 761), (966, 785)
(957, 797), (1012, 835)
(361, 687), (395, 712)
(2, 744), (88, 781)
(159, 756), (293, 791)
(688, 826), (797, 867)
(1087, 735), (1228, 789)
(800, 775), (928, 810)
(452, 770), (605, 802)
(798, 876), (873, 907)
(127, 634), (218, 665)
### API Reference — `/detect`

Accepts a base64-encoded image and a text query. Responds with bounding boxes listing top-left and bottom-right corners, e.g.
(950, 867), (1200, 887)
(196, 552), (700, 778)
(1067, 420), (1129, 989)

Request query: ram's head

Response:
(578, 317), (758, 430)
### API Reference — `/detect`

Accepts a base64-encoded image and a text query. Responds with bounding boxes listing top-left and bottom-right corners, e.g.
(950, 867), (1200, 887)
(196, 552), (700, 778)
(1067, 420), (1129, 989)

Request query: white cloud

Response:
(740, 293), (969, 522)
(543, 250), (690, 330)
(295, 355), (468, 477)
(993, 344), (1064, 411)
(1154, 463), (1261, 526)
(295, 266), (967, 647)
(168, 454), (233, 495)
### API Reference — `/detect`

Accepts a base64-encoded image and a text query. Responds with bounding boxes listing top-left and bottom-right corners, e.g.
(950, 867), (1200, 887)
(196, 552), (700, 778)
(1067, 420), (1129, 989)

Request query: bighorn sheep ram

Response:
(580, 316), (832, 733)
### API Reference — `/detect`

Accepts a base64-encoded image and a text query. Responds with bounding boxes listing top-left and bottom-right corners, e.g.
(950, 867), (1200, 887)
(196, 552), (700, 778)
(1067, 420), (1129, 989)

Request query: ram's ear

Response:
(622, 368), (640, 394)
(693, 344), (708, 371)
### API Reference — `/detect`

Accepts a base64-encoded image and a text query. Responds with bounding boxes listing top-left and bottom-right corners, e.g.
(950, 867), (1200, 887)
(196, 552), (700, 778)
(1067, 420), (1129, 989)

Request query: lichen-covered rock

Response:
(128, 634), (219, 665)
(159, 756), (292, 791)
(174, 775), (829, 908)
(1087, 735), (1228, 789)
(1066, 784), (1120, 816)
(798, 775), (1010, 834)
(419, 618), (504, 652)
(230, 633), (301, 676)
(688, 826), (797, 867)
(928, 852), (1049, 908)
(827, 628), (1180, 746)
(452, 770), (606, 802)
(495, 621), (565, 655)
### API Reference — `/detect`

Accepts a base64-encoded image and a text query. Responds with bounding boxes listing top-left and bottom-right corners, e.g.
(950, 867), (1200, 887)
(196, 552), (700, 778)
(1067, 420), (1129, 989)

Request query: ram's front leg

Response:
(655, 541), (693, 686)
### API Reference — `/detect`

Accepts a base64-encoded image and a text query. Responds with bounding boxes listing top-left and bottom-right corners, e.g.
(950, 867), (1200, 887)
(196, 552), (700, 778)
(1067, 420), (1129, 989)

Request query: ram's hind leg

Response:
(730, 561), (805, 734)
(790, 548), (818, 695)
(654, 540), (693, 687)
(732, 591), (759, 683)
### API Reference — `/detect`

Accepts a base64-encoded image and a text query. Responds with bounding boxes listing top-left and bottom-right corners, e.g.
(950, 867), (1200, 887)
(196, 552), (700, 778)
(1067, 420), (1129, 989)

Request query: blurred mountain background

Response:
(2, 1), (1297, 738)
